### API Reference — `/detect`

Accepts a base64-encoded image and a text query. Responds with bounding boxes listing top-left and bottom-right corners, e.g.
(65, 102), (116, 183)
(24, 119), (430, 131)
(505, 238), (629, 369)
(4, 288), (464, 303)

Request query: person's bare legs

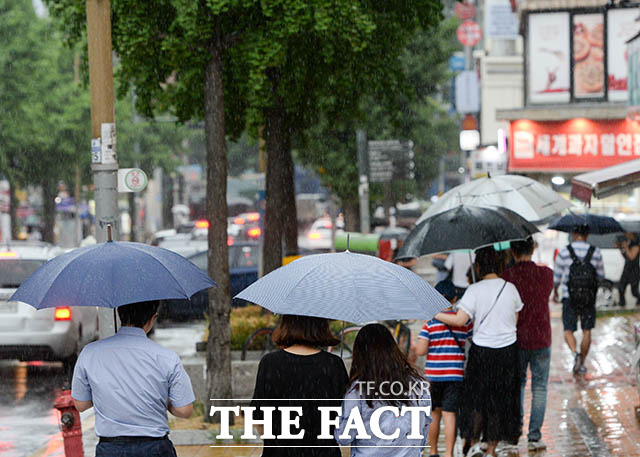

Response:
(442, 411), (456, 457)
(564, 330), (577, 353)
(581, 329), (592, 361)
(428, 408), (442, 455)
(486, 440), (498, 456)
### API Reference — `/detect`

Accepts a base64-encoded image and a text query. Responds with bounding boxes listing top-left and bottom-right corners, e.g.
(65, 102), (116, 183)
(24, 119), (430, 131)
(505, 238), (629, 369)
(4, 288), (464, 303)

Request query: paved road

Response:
(0, 321), (205, 457)
(0, 361), (65, 457)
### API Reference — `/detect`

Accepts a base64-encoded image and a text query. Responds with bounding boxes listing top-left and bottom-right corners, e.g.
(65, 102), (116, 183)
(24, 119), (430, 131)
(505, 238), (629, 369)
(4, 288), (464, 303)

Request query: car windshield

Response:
(231, 245), (258, 268)
(0, 259), (45, 288)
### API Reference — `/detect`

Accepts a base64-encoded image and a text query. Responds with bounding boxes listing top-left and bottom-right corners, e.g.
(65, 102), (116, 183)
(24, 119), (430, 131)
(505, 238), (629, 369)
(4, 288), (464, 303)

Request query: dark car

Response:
(159, 242), (259, 320)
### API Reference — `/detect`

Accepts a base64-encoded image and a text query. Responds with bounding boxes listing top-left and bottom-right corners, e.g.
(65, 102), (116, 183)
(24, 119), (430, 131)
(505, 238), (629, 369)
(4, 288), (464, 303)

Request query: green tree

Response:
(298, 19), (460, 228)
(44, 0), (258, 413)
(0, 0), (91, 242)
(238, 0), (444, 273)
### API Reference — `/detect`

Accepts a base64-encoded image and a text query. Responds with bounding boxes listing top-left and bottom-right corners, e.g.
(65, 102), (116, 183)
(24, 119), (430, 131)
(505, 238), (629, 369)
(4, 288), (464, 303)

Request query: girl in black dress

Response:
(250, 314), (349, 457)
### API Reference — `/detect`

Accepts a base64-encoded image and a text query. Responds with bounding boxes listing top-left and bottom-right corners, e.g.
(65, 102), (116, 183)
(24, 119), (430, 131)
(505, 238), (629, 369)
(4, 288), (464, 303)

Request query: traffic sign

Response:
(117, 168), (148, 193)
(457, 20), (482, 47)
(454, 1), (476, 21)
(368, 140), (415, 182)
(449, 55), (466, 72)
(455, 71), (480, 113)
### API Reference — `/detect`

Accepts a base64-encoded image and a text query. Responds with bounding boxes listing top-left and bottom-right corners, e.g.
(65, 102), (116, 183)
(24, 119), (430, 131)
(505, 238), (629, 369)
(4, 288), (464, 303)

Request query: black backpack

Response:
(567, 244), (598, 308)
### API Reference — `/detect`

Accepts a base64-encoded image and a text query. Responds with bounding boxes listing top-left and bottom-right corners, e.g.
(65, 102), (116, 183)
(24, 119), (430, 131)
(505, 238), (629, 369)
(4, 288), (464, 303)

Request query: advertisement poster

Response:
(629, 35), (640, 117)
(509, 118), (640, 171)
(572, 13), (605, 99)
(607, 8), (640, 101)
(528, 13), (570, 104)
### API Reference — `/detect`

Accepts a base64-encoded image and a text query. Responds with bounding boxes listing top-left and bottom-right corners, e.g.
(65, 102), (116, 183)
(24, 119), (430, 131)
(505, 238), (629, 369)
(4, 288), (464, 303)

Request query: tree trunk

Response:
(41, 178), (56, 244)
(263, 81), (287, 275)
(128, 191), (136, 242)
(282, 136), (298, 257)
(343, 199), (359, 232)
(8, 176), (18, 240)
(204, 35), (232, 424)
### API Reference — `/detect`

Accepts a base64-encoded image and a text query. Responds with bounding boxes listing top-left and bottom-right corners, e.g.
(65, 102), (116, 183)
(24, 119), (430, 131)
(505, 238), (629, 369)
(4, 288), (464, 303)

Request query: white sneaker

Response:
(528, 440), (547, 451)
(466, 443), (485, 457)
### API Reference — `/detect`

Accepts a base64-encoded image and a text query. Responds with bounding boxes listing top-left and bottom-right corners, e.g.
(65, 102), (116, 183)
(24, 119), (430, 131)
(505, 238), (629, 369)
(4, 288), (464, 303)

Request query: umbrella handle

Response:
(340, 320), (344, 358)
(107, 224), (113, 242)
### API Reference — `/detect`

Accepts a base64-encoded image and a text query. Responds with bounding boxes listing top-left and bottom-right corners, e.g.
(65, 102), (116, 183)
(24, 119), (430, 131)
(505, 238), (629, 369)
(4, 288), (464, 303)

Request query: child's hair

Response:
(435, 279), (457, 302)
(349, 323), (425, 408)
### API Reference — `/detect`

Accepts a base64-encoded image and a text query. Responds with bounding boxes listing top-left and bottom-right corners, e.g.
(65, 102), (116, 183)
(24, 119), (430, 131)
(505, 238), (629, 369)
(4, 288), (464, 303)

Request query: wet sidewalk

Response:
(29, 308), (640, 457)
(497, 307), (640, 457)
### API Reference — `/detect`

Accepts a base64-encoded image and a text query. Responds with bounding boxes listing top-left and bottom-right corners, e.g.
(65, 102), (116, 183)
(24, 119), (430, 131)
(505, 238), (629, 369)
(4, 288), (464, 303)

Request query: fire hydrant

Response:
(54, 389), (85, 457)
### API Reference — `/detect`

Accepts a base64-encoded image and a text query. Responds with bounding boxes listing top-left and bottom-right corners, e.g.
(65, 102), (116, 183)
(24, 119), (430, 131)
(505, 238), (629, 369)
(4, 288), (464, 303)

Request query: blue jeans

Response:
(519, 346), (551, 442)
(96, 439), (177, 457)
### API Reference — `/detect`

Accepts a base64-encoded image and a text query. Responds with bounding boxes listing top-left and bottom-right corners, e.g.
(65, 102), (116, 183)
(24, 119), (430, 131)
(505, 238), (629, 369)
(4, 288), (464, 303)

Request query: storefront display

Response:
(510, 119), (640, 171)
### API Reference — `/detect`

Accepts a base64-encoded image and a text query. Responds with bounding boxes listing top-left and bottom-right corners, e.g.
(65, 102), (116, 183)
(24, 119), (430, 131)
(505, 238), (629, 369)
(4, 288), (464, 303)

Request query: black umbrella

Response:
(548, 213), (623, 235)
(398, 205), (540, 258)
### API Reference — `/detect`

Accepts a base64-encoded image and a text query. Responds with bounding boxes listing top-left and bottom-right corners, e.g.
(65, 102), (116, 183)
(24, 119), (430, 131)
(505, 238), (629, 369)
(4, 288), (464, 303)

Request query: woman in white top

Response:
(435, 247), (523, 457)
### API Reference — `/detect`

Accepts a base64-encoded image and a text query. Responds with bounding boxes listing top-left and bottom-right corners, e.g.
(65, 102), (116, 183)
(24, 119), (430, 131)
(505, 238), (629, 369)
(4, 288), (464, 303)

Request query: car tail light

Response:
(246, 212), (260, 222)
(54, 306), (72, 321)
(227, 235), (235, 246)
(195, 220), (210, 229)
(248, 227), (262, 238)
(233, 217), (246, 225)
(308, 232), (322, 240)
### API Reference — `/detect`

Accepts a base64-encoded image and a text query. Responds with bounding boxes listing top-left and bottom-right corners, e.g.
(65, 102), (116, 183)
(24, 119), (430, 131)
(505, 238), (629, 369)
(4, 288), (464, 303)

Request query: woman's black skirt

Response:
(458, 341), (521, 444)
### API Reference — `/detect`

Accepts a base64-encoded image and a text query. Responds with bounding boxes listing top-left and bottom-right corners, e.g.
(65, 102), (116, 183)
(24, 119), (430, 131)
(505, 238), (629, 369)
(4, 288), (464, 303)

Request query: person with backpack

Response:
(553, 224), (604, 375)
(415, 280), (472, 457)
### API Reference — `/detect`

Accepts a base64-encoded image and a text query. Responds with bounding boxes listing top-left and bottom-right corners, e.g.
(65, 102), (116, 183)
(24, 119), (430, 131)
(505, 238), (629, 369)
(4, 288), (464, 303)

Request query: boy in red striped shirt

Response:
(415, 280), (473, 457)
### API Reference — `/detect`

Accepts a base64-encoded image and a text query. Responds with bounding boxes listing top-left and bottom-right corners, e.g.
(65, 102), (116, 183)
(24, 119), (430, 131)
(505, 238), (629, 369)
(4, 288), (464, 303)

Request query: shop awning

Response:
(571, 158), (640, 204)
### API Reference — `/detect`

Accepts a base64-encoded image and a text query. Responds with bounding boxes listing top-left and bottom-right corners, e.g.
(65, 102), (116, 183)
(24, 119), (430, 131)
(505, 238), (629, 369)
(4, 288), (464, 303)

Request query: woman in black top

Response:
(250, 314), (349, 457)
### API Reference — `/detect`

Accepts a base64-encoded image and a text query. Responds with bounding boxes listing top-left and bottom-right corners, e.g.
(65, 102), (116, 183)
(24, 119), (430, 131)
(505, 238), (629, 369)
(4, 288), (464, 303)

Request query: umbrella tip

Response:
(107, 224), (113, 242)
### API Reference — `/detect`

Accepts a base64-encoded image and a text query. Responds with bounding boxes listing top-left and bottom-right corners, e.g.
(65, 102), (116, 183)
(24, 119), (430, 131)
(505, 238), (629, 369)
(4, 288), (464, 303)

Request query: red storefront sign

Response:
(509, 118), (640, 171)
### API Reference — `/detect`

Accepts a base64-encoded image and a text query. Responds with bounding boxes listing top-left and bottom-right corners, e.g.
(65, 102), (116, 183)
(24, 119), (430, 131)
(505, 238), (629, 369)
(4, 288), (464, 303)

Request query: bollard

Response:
(54, 389), (85, 457)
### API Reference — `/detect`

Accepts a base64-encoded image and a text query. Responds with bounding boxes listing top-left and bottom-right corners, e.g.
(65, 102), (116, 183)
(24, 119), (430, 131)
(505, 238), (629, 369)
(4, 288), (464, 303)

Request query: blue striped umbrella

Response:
(235, 251), (450, 324)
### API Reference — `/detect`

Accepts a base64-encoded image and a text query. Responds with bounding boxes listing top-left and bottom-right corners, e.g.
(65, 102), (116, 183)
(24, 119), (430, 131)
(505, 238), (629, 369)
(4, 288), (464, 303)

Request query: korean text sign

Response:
(510, 119), (640, 171)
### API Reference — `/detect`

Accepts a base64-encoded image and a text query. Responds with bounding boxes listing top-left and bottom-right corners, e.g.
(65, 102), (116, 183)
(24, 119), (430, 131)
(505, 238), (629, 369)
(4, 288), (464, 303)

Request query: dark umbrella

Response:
(10, 239), (215, 310)
(548, 213), (623, 235)
(398, 205), (540, 258)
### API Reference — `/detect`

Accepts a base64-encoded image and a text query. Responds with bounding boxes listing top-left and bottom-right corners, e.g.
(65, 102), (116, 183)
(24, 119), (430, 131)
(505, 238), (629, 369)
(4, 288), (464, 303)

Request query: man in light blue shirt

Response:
(72, 300), (194, 457)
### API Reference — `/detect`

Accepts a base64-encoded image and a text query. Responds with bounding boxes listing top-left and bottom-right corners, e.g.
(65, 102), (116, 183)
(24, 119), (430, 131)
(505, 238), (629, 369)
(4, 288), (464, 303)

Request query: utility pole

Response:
(73, 55), (83, 247)
(86, 0), (118, 337)
(356, 129), (370, 234)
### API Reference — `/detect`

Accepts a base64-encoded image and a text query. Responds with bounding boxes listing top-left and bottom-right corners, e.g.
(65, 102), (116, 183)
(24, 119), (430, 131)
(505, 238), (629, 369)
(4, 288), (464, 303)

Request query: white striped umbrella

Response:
(235, 251), (449, 324)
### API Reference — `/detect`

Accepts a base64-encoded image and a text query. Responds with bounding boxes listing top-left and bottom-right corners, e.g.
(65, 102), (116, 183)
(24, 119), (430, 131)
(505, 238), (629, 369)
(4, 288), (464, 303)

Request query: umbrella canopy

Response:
(10, 241), (215, 309)
(399, 205), (540, 258)
(235, 251), (450, 324)
(548, 213), (624, 235)
(420, 175), (572, 223)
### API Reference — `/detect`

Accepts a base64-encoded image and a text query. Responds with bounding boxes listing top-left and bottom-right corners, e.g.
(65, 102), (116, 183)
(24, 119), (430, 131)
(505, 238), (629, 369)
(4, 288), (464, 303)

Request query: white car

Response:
(0, 242), (99, 374)
(298, 217), (344, 252)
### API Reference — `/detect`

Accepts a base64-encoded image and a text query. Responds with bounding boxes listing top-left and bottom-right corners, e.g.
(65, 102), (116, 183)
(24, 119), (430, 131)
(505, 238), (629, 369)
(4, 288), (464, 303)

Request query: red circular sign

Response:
(454, 2), (476, 21)
(457, 20), (482, 47)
